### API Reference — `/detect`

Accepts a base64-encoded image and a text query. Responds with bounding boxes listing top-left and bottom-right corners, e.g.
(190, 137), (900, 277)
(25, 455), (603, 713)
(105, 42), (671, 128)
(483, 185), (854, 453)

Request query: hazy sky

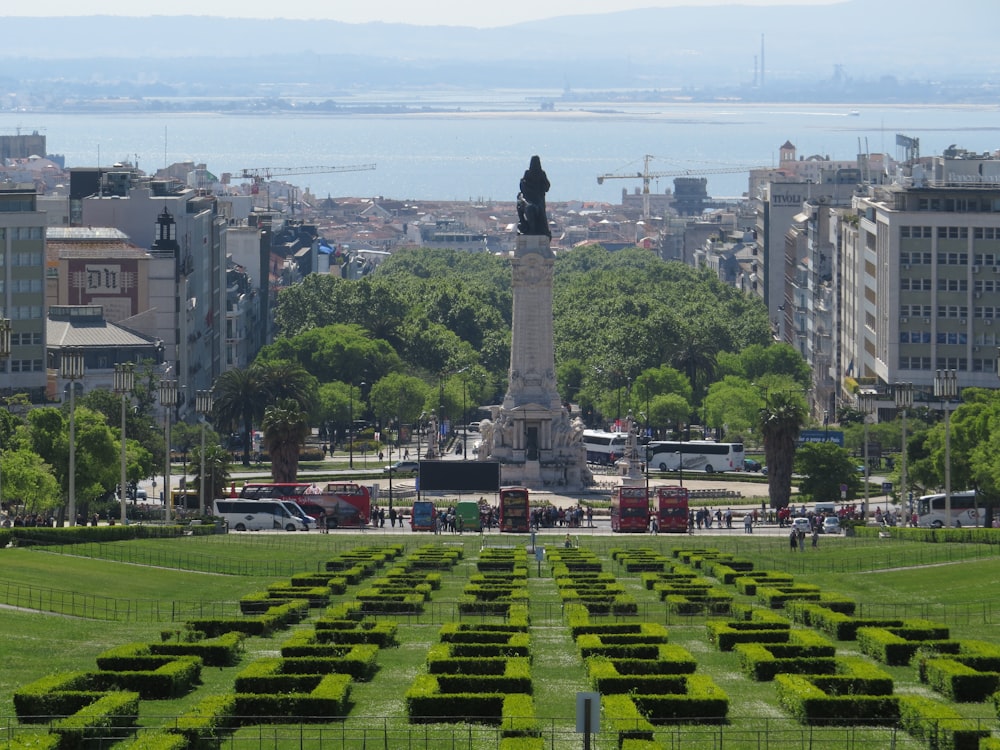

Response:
(7, 0), (842, 28)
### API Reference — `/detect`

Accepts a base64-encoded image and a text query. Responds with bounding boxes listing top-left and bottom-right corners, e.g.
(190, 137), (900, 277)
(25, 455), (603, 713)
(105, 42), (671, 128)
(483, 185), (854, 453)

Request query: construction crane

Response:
(597, 154), (761, 220)
(238, 163), (376, 193)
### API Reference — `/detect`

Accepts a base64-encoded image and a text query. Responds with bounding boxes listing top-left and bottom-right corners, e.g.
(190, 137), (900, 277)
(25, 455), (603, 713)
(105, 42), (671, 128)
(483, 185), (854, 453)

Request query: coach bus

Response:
(916, 490), (983, 528)
(499, 487), (530, 532)
(610, 485), (650, 533)
(212, 499), (310, 532)
(654, 486), (690, 533)
(239, 482), (371, 528)
(645, 440), (745, 474)
(582, 429), (628, 465)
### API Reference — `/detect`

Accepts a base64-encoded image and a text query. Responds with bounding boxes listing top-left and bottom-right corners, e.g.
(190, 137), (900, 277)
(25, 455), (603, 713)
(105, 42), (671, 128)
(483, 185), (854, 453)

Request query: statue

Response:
(516, 155), (551, 237)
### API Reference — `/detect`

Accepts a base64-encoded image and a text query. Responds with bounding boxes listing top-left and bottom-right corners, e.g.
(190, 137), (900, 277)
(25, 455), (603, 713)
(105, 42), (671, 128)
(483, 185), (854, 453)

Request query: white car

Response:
(791, 517), (812, 534)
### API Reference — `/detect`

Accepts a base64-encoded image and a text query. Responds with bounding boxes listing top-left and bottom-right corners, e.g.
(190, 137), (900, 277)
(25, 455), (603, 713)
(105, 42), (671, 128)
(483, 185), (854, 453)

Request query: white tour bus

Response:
(645, 440), (746, 473)
(582, 429), (628, 465)
(916, 490), (984, 528)
(212, 499), (311, 532)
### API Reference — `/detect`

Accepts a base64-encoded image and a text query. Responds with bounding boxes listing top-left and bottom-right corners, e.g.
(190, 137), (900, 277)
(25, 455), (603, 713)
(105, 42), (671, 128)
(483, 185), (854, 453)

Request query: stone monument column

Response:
(480, 156), (591, 489)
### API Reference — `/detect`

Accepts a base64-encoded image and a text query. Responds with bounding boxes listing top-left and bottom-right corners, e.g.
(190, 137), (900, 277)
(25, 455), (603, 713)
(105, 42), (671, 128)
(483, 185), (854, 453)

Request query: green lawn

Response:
(1, 532), (998, 748)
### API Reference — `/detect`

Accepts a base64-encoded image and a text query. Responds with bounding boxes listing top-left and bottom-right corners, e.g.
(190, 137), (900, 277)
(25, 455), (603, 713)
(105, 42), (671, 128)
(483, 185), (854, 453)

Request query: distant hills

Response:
(2, 1), (998, 103)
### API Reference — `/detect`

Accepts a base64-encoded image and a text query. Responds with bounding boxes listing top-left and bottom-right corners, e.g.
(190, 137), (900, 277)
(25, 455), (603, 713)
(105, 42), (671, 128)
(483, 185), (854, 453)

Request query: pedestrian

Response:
(744, 514), (753, 534)
(650, 515), (659, 535)
(798, 529), (806, 551)
(811, 527), (819, 548)
(789, 529), (798, 551)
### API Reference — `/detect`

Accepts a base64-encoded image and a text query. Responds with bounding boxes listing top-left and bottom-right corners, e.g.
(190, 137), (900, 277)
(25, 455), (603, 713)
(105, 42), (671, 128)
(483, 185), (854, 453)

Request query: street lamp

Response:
(933, 369), (958, 526)
(196, 389), (214, 517)
(159, 376), (178, 523)
(894, 382), (914, 524)
(0, 319), (10, 515)
(113, 363), (135, 525)
(856, 389), (877, 520)
(61, 348), (85, 526)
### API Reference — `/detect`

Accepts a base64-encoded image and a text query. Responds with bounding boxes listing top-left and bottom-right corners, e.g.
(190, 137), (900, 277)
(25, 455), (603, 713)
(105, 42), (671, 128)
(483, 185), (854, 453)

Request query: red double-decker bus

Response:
(498, 487), (530, 533)
(610, 485), (650, 533)
(654, 486), (690, 533)
(239, 482), (370, 529)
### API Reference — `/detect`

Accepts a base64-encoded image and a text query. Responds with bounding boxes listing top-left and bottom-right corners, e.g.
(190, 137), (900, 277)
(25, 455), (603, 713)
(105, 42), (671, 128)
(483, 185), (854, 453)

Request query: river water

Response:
(3, 102), (998, 202)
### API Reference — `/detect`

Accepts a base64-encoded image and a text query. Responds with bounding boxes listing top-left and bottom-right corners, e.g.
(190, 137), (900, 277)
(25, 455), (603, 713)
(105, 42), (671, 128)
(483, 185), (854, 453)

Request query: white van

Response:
(212, 499), (310, 531)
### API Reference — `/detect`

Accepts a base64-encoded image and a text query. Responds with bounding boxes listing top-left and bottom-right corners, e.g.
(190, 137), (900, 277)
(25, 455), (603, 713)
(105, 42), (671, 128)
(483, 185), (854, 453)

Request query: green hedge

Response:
(632, 674), (729, 724)
(405, 675), (505, 723)
(706, 621), (791, 652)
(233, 673), (351, 723)
(52, 691), (140, 749)
(601, 695), (655, 744)
(774, 673), (898, 725)
(13, 672), (105, 722)
(898, 694), (991, 750)
(0, 733), (61, 750)
(168, 693), (237, 744)
(120, 732), (189, 750)
(920, 657), (1000, 702)
(152, 631), (246, 667)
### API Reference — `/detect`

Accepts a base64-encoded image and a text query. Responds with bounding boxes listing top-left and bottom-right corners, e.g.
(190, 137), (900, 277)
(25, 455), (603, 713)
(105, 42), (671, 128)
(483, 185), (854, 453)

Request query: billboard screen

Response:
(418, 461), (500, 492)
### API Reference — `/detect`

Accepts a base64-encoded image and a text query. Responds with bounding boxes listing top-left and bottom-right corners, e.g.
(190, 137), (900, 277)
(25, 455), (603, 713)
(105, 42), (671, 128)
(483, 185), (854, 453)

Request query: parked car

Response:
(743, 458), (762, 472)
(821, 516), (842, 534)
(791, 517), (812, 534)
(384, 460), (420, 473)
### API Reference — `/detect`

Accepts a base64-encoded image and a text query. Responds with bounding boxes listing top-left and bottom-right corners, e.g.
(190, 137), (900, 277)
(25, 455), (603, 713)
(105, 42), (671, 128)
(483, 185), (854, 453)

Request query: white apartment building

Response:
(839, 147), (1000, 406)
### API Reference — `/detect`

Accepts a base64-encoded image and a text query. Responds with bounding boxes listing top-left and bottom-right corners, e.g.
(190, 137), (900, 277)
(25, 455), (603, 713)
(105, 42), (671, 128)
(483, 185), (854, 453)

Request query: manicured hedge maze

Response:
(550, 547), (637, 615)
(561, 552), (729, 744)
(405, 547), (539, 738)
(8, 544), (401, 748)
(697, 544), (994, 746)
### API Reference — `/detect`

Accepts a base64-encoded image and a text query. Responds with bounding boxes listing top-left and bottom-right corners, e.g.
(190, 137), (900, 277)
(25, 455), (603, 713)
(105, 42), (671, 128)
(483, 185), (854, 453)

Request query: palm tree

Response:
(759, 390), (807, 509)
(212, 367), (266, 466)
(212, 361), (315, 466)
(262, 398), (310, 483)
(258, 360), (317, 409)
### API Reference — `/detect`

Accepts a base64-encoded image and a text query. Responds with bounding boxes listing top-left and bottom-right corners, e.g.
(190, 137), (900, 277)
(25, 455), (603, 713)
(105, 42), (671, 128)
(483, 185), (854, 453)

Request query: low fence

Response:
(3, 714), (979, 749)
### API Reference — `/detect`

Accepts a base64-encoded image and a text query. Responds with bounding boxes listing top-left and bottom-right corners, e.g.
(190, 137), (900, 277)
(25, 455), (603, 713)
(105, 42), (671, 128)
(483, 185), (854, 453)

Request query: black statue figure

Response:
(516, 155), (551, 237)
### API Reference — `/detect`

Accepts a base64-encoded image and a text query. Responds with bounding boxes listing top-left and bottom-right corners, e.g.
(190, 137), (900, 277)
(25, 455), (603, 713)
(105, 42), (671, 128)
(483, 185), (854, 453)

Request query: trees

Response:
(261, 399), (310, 483)
(0, 448), (61, 516)
(759, 390), (807, 509)
(794, 442), (861, 502)
(212, 361), (314, 465)
(212, 367), (265, 466)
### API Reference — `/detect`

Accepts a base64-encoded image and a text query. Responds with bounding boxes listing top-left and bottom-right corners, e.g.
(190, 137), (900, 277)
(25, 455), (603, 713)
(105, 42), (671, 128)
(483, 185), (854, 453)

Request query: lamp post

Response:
(0, 319), (10, 515)
(113, 363), (135, 525)
(196, 389), (213, 517)
(856, 389), (877, 520)
(461, 371), (468, 460)
(61, 349), (85, 526)
(894, 382), (914, 524)
(934, 370), (958, 526)
(349, 383), (355, 469)
(159, 376), (178, 523)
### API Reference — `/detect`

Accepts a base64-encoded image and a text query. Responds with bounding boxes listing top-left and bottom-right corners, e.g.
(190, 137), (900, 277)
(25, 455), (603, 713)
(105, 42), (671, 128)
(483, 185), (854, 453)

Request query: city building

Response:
(838, 146), (1000, 409)
(0, 187), (47, 402)
(75, 168), (227, 413)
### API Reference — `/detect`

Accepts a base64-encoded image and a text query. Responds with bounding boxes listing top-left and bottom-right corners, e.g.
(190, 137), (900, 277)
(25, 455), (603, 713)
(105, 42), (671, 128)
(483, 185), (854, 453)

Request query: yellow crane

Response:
(597, 154), (761, 220)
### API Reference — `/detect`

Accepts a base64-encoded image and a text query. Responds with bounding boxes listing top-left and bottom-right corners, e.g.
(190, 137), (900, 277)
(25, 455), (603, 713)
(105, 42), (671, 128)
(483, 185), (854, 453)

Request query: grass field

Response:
(2, 532), (999, 749)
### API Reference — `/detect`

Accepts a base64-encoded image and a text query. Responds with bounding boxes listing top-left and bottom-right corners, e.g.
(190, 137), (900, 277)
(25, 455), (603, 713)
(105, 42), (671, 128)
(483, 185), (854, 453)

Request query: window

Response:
(10, 359), (43, 372)
(11, 332), (42, 346)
